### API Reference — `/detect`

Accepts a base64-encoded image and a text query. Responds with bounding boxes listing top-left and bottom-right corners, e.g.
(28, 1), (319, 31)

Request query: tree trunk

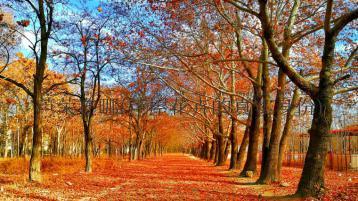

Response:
(56, 127), (62, 156)
(137, 139), (143, 160)
(132, 145), (136, 160)
(29, 0), (50, 182)
(200, 141), (207, 159)
(278, 88), (301, 179)
(296, 95), (332, 197)
(258, 69), (286, 184)
(209, 138), (216, 161)
(4, 133), (8, 158)
(3, 113), (9, 158)
(224, 139), (230, 159)
(84, 124), (92, 173)
(205, 139), (211, 160)
(236, 109), (252, 170)
(296, 32), (335, 197)
(128, 113), (132, 161)
(10, 127), (15, 158)
(23, 127), (30, 157)
(107, 139), (111, 157)
(154, 143), (157, 157)
(29, 83), (43, 182)
(229, 66), (238, 169)
(19, 125), (30, 156)
(241, 85), (262, 176)
(216, 98), (227, 166)
(259, 40), (272, 179)
(214, 140), (219, 164)
(229, 116), (238, 170)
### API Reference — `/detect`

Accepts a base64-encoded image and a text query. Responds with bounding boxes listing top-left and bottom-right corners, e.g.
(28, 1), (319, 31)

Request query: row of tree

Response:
(0, 0), (356, 199)
(0, 0), (190, 183)
(0, 53), (187, 174)
(135, 0), (357, 198)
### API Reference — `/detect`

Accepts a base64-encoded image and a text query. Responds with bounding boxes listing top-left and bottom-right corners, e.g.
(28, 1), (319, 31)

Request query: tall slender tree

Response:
(0, 0), (55, 182)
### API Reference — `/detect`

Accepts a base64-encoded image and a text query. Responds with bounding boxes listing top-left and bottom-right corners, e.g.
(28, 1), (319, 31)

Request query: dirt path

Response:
(0, 154), (356, 200)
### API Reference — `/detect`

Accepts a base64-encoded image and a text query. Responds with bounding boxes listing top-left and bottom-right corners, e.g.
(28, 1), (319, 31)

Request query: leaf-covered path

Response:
(0, 154), (260, 200)
(0, 154), (356, 200)
(96, 154), (259, 200)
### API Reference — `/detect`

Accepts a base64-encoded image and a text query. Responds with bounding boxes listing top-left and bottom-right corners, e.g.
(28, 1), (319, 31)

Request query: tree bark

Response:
(216, 96), (227, 166)
(137, 138), (143, 160)
(56, 127), (63, 156)
(296, 31), (336, 197)
(241, 85), (262, 176)
(278, 88), (301, 179)
(236, 109), (252, 170)
(209, 138), (216, 161)
(229, 116), (238, 169)
(205, 139), (211, 160)
(229, 67), (238, 170)
(199, 143), (204, 158)
(19, 125), (30, 156)
(259, 40), (272, 179)
(2, 112), (9, 158)
(84, 124), (92, 172)
(29, 80), (43, 182)
(214, 140), (219, 164)
(257, 68), (286, 184)
(296, 95), (332, 197)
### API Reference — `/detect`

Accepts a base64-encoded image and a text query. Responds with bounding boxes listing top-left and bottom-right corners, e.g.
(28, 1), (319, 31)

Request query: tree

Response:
(0, 0), (55, 182)
(141, 1), (258, 169)
(257, 0), (357, 197)
(115, 67), (168, 160)
(0, 52), (69, 158)
(214, 0), (356, 195)
(53, 3), (119, 172)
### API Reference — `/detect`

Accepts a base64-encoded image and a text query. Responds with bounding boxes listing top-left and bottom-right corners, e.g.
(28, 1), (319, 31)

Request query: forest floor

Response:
(0, 154), (356, 201)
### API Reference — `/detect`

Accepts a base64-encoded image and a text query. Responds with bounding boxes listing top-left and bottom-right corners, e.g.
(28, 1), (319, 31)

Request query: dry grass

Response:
(0, 157), (124, 175)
